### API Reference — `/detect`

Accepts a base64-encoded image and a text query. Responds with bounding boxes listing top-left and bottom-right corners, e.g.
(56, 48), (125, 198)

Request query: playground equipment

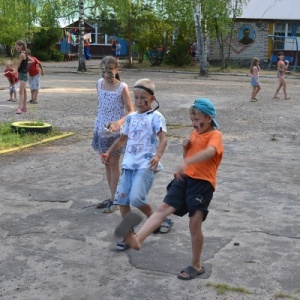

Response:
(268, 35), (298, 71)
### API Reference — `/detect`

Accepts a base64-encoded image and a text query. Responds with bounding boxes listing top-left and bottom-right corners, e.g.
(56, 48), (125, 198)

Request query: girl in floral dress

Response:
(92, 56), (134, 213)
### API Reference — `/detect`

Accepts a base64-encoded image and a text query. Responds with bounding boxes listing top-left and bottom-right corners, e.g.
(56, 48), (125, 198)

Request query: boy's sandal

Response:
(102, 204), (119, 213)
(116, 241), (129, 251)
(177, 266), (205, 280)
(159, 218), (174, 234)
(96, 198), (111, 208)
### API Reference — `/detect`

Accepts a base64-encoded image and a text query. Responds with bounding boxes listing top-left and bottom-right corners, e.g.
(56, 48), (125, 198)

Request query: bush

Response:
(31, 27), (63, 61)
(164, 40), (191, 67)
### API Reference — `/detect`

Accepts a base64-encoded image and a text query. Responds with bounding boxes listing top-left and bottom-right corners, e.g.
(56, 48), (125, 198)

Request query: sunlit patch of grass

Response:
(0, 122), (63, 151)
(274, 292), (300, 300)
(206, 282), (251, 295)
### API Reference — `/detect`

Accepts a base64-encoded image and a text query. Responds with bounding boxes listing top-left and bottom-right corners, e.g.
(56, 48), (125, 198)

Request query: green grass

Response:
(206, 282), (251, 295)
(274, 292), (300, 300)
(0, 121), (62, 151)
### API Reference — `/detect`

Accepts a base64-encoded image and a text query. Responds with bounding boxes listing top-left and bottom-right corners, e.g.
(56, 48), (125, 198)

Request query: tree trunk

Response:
(193, 2), (208, 77)
(77, 0), (86, 72)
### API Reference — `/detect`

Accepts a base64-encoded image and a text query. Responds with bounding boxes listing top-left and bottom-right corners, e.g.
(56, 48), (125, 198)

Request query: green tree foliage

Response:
(0, 0), (38, 56)
(203, 0), (249, 69)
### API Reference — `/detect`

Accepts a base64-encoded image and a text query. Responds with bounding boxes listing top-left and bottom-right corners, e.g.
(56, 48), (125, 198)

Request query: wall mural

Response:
(238, 25), (255, 46)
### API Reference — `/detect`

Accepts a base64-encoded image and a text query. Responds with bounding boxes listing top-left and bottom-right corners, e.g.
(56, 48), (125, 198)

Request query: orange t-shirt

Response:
(184, 130), (223, 189)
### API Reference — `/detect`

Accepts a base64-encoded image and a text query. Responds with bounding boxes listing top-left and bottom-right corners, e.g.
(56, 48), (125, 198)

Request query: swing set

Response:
(268, 35), (298, 71)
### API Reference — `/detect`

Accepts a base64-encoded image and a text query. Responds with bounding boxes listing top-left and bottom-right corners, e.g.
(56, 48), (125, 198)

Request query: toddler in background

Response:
(4, 60), (18, 102)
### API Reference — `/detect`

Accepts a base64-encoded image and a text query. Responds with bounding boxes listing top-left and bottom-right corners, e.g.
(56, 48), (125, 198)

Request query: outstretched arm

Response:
(149, 130), (167, 171)
(109, 85), (134, 131)
(176, 146), (216, 179)
(101, 134), (128, 164)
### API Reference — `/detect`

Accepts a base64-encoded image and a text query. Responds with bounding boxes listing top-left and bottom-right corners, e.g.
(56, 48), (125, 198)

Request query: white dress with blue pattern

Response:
(92, 78), (127, 155)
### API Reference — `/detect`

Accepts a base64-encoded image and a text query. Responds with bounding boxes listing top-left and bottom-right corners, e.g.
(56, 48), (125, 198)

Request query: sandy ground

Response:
(0, 60), (299, 300)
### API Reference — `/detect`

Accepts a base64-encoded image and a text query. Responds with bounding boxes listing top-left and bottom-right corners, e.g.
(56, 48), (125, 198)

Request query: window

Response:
(274, 22), (285, 49)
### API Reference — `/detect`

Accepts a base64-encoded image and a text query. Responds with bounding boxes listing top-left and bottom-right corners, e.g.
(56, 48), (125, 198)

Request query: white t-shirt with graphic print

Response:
(121, 110), (167, 170)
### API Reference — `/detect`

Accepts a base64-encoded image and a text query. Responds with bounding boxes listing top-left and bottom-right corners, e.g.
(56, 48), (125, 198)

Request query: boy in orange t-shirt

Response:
(114, 98), (223, 281)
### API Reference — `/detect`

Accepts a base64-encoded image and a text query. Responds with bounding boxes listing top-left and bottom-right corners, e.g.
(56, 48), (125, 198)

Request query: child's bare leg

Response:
(126, 203), (176, 250)
(137, 203), (153, 218)
(251, 87), (256, 99)
(282, 82), (290, 99)
(23, 89), (27, 110)
(34, 89), (40, 102)
(105, 155), (121, 201)
(273, 83), (282, 99)
(18, 81), (26, 110)
(178, 211), (204, 279)
(119, 205), (131, 217)
(254, 86), (261, 98)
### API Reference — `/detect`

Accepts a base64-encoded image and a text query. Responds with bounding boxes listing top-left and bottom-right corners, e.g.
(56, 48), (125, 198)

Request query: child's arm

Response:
(149, 130), (167, 171)
(109, 85), (134, 131)
(176, 145), (216, 177)
(38, 63), (44, 76)
(101, 134), (128, 164)
(182, 137), (191, 158)
(253, 66), (258, 79)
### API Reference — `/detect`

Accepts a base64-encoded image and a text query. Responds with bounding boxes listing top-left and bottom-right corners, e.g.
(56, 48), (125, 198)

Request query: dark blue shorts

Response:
(163, 176), (214, 220)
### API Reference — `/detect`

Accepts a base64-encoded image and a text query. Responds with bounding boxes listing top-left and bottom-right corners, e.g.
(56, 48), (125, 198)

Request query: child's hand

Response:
(175, 161), (188, 181)
(182, 137), (190, 148)
(101, 153), (110, 164)
(149, 155), (160, 171)
(108, 121), (120, 132)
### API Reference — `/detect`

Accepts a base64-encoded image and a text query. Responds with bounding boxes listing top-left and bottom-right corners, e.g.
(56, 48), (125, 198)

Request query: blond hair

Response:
(5, 60), (14, 68)
(133, 78), (155, 94)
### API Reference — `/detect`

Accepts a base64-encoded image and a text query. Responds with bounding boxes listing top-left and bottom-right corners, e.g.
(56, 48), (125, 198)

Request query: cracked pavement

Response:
(0, 60), (299, 299)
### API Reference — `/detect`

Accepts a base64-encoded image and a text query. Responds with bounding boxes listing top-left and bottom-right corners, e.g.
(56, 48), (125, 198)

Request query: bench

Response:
(146, 49), (164, 66)
(268, 54), (294, 69)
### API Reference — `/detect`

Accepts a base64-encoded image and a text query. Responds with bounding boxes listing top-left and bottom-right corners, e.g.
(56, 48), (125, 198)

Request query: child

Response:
(26, 49), (44, 104)
(4, 60), (18, 102)
(273, 52), (290, 100)
(92, 56), (134, 213)
(101, 78), (173, 251)
(250, 57), (261, 102)
(115, 98), (223, 279)
(15, 40), (33, 114)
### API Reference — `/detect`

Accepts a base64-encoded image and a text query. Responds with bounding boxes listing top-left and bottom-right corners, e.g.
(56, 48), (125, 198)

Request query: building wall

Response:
(209, 21), (270, 67)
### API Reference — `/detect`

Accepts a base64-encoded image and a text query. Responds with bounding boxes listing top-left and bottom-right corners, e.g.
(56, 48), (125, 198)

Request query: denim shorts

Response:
(251, 77), (260, 87)
(18, 72), (28, 82)
(114, 168), (155, 207)
(28, 74), (40, 90)
(163, 176), (214, 220)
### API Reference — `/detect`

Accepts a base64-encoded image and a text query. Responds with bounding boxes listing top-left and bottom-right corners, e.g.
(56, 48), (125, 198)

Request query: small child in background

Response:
(273, 52), (290, 100)
(250, 57), (261, 102)
(4, 60), (18, 102)
(26, 49), (44, 104)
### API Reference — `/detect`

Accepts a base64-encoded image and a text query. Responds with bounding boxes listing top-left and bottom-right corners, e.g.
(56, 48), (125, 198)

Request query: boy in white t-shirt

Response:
(101, 78), (173, 250)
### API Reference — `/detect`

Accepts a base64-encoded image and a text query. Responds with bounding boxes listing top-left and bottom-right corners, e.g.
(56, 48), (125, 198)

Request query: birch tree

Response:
(78, 0), (86, 72)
